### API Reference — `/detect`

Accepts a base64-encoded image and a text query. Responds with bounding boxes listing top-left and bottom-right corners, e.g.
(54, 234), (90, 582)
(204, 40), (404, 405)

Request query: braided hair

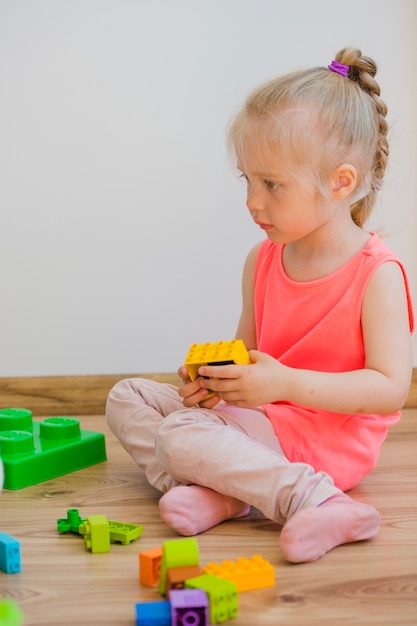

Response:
(335, 48), (389, 226)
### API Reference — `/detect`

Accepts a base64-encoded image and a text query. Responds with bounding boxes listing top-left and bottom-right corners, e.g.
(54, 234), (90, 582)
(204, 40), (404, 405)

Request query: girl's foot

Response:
(159, 485), (250, 536)
(279, 493), (380, 563)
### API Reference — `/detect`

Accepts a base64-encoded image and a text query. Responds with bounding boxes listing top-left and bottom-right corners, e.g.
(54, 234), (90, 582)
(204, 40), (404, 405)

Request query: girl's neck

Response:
(282, 219), (370, 282)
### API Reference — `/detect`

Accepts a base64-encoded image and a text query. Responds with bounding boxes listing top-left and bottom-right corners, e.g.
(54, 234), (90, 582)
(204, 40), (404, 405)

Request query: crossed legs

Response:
(106, 378), (380, 563)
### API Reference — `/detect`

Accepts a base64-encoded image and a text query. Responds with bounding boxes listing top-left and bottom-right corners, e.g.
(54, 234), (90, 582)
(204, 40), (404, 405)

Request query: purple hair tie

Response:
(328, 60), (349, 77)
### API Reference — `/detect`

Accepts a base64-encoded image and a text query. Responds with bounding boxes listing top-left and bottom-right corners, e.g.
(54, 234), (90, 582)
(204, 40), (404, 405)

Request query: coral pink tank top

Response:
(254, 234), (414, 490)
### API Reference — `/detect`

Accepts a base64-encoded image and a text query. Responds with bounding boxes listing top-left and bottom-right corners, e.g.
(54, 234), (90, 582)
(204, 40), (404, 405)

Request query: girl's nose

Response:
(246, 186), (265, 213)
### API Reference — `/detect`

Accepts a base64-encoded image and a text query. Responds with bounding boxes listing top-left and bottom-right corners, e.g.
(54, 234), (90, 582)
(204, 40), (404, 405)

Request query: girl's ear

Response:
(331, 164), (358, 199)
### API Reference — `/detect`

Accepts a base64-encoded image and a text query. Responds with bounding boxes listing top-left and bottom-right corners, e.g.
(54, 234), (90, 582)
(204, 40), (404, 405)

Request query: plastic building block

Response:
(165, 565), (202, 596)
(79, 514), (111, 553)
(0, 533), (21, 574)
(0, 599), (23, 626)
(184, 340), (251, 380)
(203, 554), (275, 592)
(159, 538), (200, 596)
(139, 546), (163, 587)
(108, 520), (143, 544)
(169, 588), (209, 626)
(135, 600), (171, 626)
(0, 408), (107, 490)
(184, 340), (251, 399)
(57, 508), (86, 533)
(185, 574), (238, 624)
(57, 509), (143, 545)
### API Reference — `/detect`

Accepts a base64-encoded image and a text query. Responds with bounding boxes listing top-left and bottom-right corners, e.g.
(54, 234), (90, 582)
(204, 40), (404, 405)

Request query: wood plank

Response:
(0, 368), (416, 416)
(0, 373), (181, 416)
(0, 409), (416, 625)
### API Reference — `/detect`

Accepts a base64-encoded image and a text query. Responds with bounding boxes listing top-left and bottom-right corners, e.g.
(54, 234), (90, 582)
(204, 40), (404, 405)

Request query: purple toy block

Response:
(169, 588), (209, 626)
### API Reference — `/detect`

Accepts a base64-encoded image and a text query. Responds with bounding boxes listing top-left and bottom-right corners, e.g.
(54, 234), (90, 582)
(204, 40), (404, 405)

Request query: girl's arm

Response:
(199, 259), (412, 414)
(282, 260), (412, 414)
(234, 242), (261, 350)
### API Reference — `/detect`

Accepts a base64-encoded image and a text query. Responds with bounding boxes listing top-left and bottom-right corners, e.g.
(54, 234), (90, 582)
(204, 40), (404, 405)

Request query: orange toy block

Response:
(139, 546), (163, 587)
(165, 565), (202, 596)
(203, 555), (275, 592)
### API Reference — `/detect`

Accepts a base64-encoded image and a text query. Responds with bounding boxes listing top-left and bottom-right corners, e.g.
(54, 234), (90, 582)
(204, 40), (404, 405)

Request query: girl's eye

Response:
(239, 173), (249, 183)
(264, 179), (279, 190)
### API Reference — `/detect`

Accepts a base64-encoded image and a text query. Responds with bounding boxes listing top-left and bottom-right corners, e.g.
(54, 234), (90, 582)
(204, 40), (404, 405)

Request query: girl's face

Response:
(238, 142), (336, 246)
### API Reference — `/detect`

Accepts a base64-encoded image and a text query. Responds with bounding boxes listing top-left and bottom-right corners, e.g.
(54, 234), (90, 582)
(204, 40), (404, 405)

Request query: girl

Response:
(106, 48), (414, 563)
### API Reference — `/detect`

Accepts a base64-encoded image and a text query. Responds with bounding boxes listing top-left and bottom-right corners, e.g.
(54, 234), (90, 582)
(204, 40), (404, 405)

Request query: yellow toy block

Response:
(184, 339), (251, 398)
(203, 554), (275, 592)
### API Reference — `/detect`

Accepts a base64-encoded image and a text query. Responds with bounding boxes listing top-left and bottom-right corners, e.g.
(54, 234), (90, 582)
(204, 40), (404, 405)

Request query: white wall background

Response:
(0, 0), (416, 376)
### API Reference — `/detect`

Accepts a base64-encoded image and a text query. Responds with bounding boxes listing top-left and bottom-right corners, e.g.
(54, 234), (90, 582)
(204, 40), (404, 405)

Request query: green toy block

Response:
(79, 514), (111, 553)
(158, 537), (200, 596)
(57, 508), (86, 534)
(0, 599), (23, 626)
(108, 520), (144, 544)
(185, 573), (238, 624)
(0, 408), (107, 490)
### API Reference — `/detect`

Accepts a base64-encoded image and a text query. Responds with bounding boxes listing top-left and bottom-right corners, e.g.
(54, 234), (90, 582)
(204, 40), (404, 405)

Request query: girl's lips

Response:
(255, 221), (273, 231)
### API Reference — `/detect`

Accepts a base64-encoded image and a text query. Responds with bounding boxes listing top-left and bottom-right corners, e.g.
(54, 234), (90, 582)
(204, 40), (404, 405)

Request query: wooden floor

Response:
(0, 408), (416, 625)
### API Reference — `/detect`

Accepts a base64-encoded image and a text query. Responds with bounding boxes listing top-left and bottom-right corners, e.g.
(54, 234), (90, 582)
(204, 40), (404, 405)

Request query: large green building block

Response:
(0, 408), (107, 490)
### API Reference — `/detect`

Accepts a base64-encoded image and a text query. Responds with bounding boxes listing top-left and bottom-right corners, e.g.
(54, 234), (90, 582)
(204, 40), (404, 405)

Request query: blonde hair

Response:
(228, 48), (388, 227)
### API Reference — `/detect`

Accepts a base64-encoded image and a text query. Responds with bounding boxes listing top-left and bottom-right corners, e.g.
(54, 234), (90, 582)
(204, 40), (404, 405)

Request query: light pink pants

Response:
(106, 378), (340, 524)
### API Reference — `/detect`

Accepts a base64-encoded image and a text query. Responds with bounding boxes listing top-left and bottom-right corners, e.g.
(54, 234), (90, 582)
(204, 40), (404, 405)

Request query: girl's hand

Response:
(197, 350), (287, 407)
(177, 365), (222, 409)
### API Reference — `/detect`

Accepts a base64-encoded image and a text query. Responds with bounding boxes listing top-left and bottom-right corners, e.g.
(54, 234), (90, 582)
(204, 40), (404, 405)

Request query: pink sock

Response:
(279, 493), (380, 563)
(159, 485), (250, 536)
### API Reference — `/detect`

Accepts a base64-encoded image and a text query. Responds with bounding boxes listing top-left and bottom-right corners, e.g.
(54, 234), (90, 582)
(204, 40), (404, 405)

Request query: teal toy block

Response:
(0, 408), (107, 490)
(185, 574), (238, 624)
(0, 599), (23, 626)
(79, 514), (111, 553)
(0, 533), (21, 574)
(108, 520), (143, 544)
(57, 508), (86, 534)
(158, 537), (200, 596)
